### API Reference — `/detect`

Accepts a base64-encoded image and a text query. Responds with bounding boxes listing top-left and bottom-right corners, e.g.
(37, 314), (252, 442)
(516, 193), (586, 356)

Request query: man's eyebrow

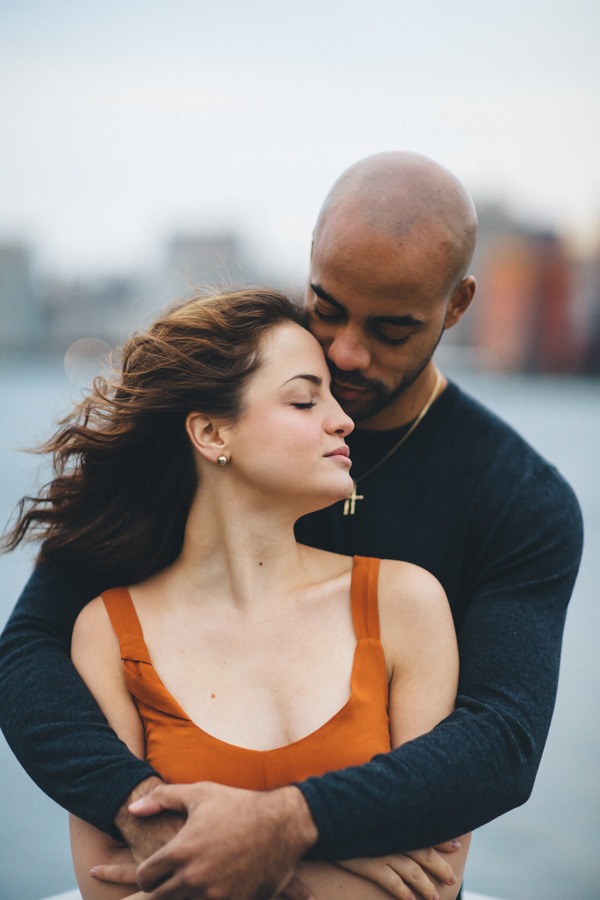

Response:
(310, 283), (345, 311)
(281, 374), (323, 387)
(372, 314), (424, 327)
(310, 283), (424, 327)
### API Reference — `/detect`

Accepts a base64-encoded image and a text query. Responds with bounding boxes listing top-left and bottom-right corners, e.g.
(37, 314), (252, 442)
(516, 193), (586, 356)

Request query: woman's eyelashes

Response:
(291, 401), (316, 409)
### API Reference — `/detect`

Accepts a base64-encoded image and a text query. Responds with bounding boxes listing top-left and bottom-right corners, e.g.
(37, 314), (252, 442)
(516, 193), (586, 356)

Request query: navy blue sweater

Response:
(0, 382), (583, 860)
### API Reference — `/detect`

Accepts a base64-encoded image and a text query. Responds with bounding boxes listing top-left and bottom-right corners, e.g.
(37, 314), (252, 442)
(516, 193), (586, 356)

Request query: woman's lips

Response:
(324, 446), (352, 465)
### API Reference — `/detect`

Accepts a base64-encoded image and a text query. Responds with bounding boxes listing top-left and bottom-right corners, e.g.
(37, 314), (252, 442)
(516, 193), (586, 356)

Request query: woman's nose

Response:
(329, 401), (354, 437)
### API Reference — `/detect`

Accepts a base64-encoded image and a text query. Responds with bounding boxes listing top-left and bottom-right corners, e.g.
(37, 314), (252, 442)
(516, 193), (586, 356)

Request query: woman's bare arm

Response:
(378, 559), (471, 900)
(70, 596), (147, 900)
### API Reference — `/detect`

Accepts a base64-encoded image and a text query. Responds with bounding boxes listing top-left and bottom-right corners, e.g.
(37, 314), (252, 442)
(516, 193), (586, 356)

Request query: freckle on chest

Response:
(210, 693), (216, 699)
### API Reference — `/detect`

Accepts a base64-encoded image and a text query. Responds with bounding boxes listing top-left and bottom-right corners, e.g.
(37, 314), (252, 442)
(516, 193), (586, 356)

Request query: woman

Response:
(6, 289), (469, 900)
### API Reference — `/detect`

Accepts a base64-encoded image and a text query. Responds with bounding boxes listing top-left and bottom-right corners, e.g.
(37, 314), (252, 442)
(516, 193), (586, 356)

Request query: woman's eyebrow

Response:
(281, 374), (322, 387)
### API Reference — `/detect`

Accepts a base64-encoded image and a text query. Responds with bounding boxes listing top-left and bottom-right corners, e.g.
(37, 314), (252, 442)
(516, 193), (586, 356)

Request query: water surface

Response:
(0, 356), (598, 900)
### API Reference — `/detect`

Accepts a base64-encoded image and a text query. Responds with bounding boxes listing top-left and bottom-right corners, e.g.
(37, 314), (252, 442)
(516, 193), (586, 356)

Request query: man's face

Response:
(305, 219), (464, 428)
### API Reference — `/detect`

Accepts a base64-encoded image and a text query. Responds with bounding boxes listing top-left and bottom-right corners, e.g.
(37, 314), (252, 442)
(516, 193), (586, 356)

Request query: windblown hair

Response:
(3, 289), (304, 586)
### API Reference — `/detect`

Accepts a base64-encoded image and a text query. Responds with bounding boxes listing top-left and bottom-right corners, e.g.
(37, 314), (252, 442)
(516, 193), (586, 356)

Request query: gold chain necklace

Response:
(342, 368), (443, 515)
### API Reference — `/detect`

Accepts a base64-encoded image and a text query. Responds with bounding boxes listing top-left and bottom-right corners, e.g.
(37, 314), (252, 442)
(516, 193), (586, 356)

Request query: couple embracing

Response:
(0, 152), (582, 900)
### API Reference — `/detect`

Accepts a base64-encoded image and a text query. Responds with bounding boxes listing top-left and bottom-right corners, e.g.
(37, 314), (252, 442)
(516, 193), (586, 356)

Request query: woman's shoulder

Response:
(377, 559), (456, 674)
(378, 558), (448, 610)
(73, 593), (109, 630)
(72, 593), (121, 667)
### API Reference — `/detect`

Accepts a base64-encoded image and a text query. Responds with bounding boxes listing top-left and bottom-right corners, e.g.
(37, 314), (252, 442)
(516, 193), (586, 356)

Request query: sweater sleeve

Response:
(0, 563), (158, 839)
(297, 463), (583, 859)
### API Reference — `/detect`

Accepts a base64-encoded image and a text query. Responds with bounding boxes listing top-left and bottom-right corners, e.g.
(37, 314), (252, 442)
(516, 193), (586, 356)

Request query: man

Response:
(0, 153), (582, 900)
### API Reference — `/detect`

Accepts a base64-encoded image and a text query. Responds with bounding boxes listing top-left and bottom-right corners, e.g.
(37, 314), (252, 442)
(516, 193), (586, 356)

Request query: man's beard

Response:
(328, 328), (445, 425)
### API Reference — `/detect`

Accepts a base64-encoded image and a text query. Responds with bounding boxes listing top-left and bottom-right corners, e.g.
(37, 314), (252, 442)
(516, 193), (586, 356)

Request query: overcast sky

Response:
(1, 0), (599, 280)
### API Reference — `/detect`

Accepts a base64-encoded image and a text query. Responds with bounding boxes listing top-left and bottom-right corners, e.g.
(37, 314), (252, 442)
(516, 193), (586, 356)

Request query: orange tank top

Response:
(101, 556), (391, 790)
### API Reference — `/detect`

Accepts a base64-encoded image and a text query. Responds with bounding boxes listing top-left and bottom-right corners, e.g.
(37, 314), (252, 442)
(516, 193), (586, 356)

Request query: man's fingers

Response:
(277, 874), (314, 900)
(138, 878), (188, 900)
(141, 880), (189, 900)
(130, 783), (195, 818)
(90, 862), (137, 884)
(136, 841), (184, 892)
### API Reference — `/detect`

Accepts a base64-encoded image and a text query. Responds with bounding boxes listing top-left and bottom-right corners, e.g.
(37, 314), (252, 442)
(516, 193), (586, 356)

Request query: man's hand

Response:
(114, 776), (186, 863)
(128, 780), (318, 900)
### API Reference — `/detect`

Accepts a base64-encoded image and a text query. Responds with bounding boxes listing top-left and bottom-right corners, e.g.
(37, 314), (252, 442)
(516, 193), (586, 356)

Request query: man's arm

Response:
(0, 563), (157, 839)
(1, 460), (583, 872)
(298, 464), (583, 859)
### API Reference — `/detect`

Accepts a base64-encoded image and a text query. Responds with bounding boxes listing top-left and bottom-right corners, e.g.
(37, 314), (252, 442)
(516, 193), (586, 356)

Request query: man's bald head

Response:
(315, 151), (478, 290)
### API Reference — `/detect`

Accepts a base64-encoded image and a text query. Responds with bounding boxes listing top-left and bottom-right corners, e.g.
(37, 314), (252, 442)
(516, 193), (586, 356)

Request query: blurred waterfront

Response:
(2, 206), (600, 375)
(0, 352), (598, 900)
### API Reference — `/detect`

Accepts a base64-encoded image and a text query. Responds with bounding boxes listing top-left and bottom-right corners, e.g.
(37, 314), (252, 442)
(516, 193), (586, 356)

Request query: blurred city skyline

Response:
(2, 197), (600, 375)
(2, 2), (600, 373)
(1, 0), (599, 283)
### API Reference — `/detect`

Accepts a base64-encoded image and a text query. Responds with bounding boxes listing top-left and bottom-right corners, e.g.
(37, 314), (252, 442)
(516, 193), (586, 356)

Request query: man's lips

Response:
(331, 379), (371, 400)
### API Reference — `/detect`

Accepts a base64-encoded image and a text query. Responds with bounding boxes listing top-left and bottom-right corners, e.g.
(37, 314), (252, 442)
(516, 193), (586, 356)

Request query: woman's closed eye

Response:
(291, 401), (316, 409)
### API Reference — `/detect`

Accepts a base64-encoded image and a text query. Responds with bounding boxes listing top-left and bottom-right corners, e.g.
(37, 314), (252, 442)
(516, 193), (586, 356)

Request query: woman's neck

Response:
(161, 483), (311, 610)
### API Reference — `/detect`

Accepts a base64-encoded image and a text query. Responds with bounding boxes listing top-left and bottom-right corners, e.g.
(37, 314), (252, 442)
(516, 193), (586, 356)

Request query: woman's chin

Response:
(298, 483), (355, 515)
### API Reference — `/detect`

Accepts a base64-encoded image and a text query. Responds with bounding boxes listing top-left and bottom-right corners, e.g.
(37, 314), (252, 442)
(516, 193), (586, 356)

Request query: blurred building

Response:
(571, 247), (600, 374)
(24, 231), (280, 354)
(43, 275), (142, 351)
(0, 242), (43, 351)
(167, 233), (259, 295)
(5, 222), (599, 373)
(451, 203), (591, 373)
(138, 231), (289, 329)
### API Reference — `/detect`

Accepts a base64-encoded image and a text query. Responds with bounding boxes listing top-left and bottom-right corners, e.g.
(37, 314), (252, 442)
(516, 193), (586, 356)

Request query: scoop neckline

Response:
(123, 557), (373, 755)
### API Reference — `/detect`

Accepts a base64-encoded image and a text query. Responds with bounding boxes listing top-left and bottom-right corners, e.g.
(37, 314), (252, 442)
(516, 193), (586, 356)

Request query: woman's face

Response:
(225, 322), (355, 511)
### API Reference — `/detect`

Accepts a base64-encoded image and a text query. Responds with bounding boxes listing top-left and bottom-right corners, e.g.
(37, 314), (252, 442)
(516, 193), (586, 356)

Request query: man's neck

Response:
(357, 365), (447, 431)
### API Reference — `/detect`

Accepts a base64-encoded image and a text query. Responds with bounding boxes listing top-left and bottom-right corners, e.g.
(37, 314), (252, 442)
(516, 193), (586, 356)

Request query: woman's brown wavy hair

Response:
(2, 289), (304, 587)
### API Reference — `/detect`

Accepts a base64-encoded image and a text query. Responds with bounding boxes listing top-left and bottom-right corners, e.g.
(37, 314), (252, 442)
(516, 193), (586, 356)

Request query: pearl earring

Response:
(217, 456), (228, 466)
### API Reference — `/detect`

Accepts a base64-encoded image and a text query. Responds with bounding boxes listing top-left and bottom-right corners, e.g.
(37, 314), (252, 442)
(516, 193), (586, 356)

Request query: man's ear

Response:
(185, 412), (230, 465)
(444, 276), (476, 330)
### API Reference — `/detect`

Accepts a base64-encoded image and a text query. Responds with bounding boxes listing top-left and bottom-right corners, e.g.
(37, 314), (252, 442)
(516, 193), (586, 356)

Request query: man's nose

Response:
(327, 327), (371, 372)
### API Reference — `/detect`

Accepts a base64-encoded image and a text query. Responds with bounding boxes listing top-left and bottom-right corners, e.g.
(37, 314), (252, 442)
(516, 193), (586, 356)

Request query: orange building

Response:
(468, 206), (580, 373)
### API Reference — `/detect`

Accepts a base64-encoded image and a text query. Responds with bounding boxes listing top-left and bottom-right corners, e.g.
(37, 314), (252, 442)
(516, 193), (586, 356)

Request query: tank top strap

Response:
(350, 556), (381, 640)
(101, 587), (151, 664)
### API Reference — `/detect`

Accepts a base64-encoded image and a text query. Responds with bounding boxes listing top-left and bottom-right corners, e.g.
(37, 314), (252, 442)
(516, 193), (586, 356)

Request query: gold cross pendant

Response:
(343, 481), (364, 516)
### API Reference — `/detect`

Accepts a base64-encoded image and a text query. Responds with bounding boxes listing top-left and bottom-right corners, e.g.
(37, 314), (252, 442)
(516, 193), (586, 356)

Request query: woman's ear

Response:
(185, 412), (230, 465)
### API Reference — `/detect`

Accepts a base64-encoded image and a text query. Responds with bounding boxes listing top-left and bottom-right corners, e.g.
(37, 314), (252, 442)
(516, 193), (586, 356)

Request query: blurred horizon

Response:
(3, 197), (600, 376)
(1, 0), (599, 282)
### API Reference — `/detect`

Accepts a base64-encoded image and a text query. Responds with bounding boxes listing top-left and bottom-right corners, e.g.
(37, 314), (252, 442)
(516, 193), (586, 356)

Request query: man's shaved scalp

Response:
(316, 151), (478, 288)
